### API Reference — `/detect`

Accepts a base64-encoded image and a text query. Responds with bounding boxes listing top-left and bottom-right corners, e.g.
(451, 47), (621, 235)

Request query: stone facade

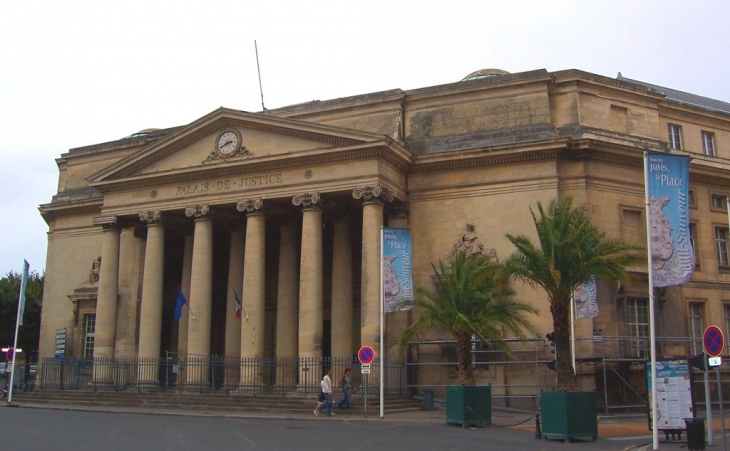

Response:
(39, 68), (730, 399)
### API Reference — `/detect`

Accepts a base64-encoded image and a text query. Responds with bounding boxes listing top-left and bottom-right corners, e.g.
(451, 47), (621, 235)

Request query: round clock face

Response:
(217, 131), (239, 155)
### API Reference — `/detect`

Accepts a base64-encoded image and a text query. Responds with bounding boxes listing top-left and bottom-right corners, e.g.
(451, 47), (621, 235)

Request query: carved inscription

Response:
(175, 173), (283, 196)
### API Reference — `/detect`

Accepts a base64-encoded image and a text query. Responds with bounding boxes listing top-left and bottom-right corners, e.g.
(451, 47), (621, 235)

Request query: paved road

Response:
(0, 405), (669, 451)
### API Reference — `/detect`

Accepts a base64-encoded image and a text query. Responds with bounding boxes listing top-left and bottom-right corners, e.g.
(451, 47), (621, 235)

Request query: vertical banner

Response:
(382, 227), (414, 313)
(574, 277), (599, 319)
(18, 260), (29, 326)
(645, 152), (694, 287)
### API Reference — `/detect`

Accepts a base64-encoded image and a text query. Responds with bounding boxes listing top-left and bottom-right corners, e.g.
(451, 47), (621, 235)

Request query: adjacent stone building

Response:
(39, 68), (730, 404)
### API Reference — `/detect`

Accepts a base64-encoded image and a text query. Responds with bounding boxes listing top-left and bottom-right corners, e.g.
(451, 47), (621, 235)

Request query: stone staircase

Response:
(11, 390), (423, 415)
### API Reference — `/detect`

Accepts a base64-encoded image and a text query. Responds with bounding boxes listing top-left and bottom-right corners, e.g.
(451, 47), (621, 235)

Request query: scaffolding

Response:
(405, 335), (730, 413)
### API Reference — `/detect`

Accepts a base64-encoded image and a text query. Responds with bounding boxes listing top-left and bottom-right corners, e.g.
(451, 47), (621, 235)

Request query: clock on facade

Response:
(216, 128), (242, 156)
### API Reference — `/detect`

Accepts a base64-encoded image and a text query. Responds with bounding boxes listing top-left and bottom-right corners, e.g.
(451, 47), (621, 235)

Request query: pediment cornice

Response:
(88, 107), (387, 184)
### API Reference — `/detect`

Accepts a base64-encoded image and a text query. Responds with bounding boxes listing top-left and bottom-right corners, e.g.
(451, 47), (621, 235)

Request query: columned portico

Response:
(93, 218), (121, 359)
(354, 185), (393, 351)
(137, 211), (165, 383)
(294, 193), (324, 362)
(238, 199), (266, 362)
(331, 216), (353, 359)
(185, 205), (214, 386)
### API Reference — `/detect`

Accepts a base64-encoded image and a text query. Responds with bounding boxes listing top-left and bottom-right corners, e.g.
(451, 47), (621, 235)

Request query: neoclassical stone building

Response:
(39, 68), (730, 399)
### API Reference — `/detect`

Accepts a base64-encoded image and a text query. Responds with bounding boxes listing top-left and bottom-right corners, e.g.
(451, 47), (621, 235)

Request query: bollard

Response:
(535, 413), (542, 439)
(464, 407), (471, 428)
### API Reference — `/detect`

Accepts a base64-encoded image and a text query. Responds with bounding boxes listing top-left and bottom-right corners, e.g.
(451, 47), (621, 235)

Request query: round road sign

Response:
(5, 347), (14, 363)
(358, 345), (375, 364)
(703, 325), (725, 357)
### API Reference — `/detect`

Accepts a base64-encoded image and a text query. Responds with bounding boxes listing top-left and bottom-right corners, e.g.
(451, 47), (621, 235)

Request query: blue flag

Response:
(173, 290), (187, 323)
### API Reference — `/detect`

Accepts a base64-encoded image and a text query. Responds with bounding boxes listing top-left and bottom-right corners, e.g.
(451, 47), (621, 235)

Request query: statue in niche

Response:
(87, 256), (101, 284)
(453, 223), (484, 258)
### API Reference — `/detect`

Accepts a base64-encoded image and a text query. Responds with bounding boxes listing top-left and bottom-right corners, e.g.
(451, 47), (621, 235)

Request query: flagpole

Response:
(8, 260), (28, 404)
(570, 292), (576, 374)
(379, 226), (385, 420)
(644, 151), (659, 450)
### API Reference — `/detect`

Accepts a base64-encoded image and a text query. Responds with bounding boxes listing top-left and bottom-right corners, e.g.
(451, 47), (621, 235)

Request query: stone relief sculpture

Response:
(87, 256), (101, 284)
(382, 255), (401, 312)
(648, 196), (674, 270)
(453, 223), (484, 258)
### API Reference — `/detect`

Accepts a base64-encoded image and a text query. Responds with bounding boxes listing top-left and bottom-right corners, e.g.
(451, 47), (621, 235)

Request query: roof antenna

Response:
(255, 40), (267, 111)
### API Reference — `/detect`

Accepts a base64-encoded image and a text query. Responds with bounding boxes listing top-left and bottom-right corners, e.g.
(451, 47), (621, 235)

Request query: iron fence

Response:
(38, 356), (406, 396)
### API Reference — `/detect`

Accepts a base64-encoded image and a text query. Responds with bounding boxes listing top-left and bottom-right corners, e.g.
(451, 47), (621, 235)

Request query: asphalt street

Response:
(0, 404), (685, 451)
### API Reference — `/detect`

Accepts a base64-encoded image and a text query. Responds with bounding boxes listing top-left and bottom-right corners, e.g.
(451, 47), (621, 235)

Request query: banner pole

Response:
(644, 152), (659, 450)
(8, 260), (28, 404)
(380, 226), (385, 420)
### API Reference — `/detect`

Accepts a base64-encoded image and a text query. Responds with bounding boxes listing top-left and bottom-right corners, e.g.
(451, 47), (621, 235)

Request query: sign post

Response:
(704, 325), (726, 450)
(358, 346), (375, 418)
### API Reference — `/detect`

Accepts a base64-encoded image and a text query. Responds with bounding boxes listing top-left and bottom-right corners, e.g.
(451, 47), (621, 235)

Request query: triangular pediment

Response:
(88, 107), (386, 187)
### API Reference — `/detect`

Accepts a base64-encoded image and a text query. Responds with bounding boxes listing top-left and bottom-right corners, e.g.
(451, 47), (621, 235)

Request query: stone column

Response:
(237, 199), (266, 387)
(93, 217), (121, 360)
(353, 186), (392, 352)
(225, 225), (245, 359)
(185, 205), (214, 387)
(137, 211), (165, 384)
(293, 193), (324, 390)
(115, 227), (144, 358)
(331, 216), (353, 360)
(276, 221), (299, 386)
(176, 234), (194, 361)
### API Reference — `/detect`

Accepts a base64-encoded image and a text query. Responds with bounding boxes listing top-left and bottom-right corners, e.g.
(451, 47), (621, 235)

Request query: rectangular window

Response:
(716, 227), (729, 267)
(83, 314), (96, 359)
(712, 194), (727, 211)
(689, 223), (699, 268)
(626, 298), (649, 358)
(689, 303), (704, 354)
(621, 208), (645, 244)
(702, 131), (715, 156)
(689, 189), (697, 208)
(668, 124), (682, 150)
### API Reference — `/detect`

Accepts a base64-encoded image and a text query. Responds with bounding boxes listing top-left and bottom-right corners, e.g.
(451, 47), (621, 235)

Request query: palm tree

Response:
(502, 197), (641, 391)
(399, 250), (538, 386)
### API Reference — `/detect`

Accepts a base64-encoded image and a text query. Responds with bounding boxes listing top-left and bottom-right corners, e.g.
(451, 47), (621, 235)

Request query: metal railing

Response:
(38, 356), (406, 396)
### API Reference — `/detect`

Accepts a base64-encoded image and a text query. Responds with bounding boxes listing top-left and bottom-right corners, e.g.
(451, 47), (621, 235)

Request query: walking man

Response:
(317, 368), (335, 417)
(337, 368), (355, 410)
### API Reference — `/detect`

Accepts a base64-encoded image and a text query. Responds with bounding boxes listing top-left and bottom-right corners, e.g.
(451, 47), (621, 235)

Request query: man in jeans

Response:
(337, 368), (355, 410)
(316, 368), (335, 417)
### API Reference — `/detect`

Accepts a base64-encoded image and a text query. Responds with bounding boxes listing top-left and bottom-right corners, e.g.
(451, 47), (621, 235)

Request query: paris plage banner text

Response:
(382, 227), (414, 313)
(645, 152), (694, 287)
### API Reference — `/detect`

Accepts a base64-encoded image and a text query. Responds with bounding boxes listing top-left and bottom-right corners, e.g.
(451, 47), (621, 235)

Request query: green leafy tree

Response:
(400, 250), (538, 386)
(0, 271), (43, 363)
(501, 197), (640, 391)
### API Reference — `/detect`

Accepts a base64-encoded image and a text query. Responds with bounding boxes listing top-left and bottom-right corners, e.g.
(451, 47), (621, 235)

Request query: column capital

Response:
(93, 215), (122, 230)
(139, 210), (164, 225)
(237, 198), (265, 215)
(352, 185), (394, 203)
(292, 192), (328, 210)
(185, 204), (213, 220)
(386, 200), (409, 219)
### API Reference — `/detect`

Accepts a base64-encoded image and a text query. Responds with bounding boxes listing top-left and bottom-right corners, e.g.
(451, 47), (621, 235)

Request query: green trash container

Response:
(684, 418), (705, 451)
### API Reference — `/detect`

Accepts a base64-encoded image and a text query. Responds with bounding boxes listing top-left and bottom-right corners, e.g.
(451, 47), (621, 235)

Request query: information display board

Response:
(646, 359), (695, 430)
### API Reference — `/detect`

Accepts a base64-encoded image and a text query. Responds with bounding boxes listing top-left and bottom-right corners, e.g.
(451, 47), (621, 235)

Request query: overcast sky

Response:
(1, 0), (728, 277)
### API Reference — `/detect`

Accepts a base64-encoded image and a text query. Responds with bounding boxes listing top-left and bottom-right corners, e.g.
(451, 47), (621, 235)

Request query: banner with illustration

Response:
(382, 227), (414, 313)
(574, 277), (599, 319)
(645, 152), (694, 287)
